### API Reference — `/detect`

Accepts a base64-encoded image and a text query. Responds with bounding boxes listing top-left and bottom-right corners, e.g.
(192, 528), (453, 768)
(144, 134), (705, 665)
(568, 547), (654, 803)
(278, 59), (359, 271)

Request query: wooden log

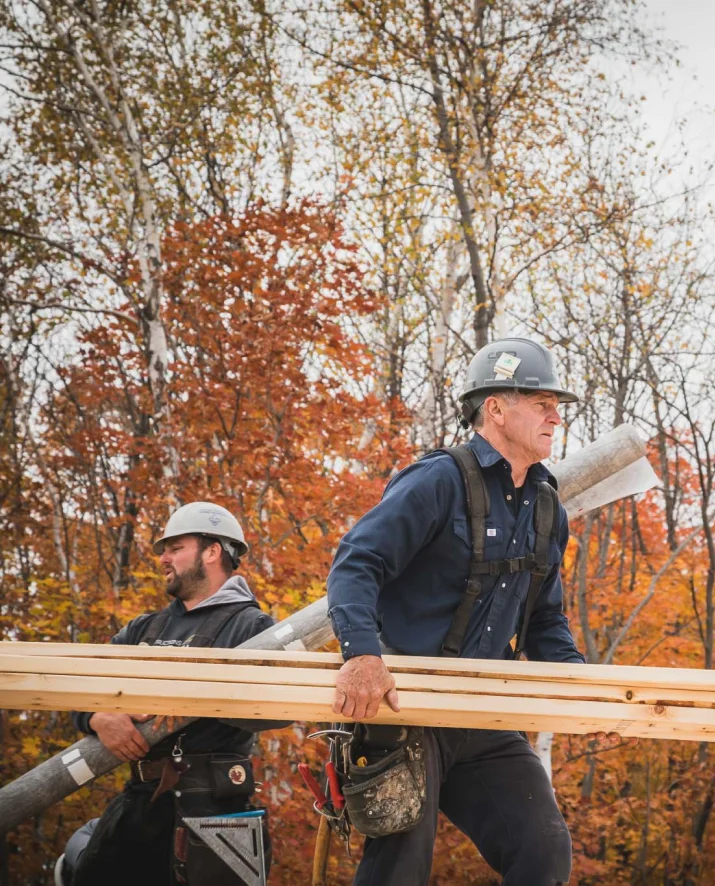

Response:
(0, 422), (655, 832)
(2, 670), (715, 744)
(551, 423), (651, 509)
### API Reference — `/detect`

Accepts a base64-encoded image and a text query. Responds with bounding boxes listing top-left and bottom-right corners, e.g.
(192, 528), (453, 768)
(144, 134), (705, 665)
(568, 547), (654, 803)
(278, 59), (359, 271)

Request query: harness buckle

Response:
(134, 760), (153, 783)
(508, 557), (527, 574)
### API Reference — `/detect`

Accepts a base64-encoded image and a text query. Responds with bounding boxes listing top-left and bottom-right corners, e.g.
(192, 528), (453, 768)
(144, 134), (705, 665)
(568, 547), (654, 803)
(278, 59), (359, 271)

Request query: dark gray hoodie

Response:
(72, 576), (283, 756)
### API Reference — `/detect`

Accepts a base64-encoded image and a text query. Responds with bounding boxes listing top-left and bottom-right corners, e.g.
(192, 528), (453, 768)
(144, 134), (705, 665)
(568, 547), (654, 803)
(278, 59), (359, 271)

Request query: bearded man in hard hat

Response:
(58, 502), (278, 886)
(327, 339), (587, 886)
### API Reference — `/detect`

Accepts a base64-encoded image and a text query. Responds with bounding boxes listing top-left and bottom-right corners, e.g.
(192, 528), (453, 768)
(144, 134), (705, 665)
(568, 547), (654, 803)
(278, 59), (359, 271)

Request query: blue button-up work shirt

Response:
(327, 434), (585, 664)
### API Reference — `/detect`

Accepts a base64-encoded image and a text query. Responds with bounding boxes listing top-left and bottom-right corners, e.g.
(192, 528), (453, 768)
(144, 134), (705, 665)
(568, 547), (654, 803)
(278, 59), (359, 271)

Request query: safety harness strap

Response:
(470, 555), (539, 575)
(137, 609), (172, 646)
(188, 602), (255, 647)
(439, 445), (489, 658)
(437, 445), (559, 659)
(513, 481), (558, 660)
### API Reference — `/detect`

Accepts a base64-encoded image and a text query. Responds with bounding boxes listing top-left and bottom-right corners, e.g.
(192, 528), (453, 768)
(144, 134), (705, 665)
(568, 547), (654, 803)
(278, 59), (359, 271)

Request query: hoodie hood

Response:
(192, 575), (258, 611)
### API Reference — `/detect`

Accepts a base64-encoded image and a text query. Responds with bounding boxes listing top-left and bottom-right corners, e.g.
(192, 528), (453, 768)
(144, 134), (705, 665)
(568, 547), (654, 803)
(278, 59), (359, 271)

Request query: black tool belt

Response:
(131, 752), (255, 801)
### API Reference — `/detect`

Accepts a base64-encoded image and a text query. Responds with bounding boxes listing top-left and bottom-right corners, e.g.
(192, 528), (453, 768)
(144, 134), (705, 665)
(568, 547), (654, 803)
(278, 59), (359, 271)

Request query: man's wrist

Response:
(88, 711), (112, 731)
(338, 629), (383, 661)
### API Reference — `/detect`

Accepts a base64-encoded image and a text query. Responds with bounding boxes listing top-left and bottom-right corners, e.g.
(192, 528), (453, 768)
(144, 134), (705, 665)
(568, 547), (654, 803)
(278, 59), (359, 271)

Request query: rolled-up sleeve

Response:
(524, 507), (585, 664)
(327, 459), (451, 659)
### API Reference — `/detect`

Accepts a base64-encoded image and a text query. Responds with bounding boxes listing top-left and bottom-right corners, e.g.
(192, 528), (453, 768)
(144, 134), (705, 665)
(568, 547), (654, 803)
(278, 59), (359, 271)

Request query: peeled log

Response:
(0, 424), (655, 833)
(550, 423), (643, 504)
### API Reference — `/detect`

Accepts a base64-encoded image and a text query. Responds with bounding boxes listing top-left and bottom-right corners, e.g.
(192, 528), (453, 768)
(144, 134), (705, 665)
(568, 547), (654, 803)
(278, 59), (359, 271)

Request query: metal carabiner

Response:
(171, 732), (185, 765)
(307, 728), (354, 741)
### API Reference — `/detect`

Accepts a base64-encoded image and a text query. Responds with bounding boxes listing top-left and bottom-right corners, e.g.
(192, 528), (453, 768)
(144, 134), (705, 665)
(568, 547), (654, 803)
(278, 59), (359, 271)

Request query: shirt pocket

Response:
(483, 522), (504, 551)
(453, 517), (503, 551)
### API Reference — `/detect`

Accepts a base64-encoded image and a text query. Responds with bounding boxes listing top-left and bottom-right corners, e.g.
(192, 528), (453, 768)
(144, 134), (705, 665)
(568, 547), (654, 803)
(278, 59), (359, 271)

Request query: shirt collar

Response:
(467, 433), (558, 488)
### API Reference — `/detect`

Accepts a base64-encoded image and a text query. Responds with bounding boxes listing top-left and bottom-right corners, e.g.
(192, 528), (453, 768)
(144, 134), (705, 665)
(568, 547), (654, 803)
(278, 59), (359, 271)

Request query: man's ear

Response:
(484, 395), (506, 426)
(203, 541), (223, 566)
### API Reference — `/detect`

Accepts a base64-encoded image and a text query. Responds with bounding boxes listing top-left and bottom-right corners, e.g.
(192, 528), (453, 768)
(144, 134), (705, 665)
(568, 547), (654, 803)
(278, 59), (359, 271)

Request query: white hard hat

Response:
(152, 501), (248, 564)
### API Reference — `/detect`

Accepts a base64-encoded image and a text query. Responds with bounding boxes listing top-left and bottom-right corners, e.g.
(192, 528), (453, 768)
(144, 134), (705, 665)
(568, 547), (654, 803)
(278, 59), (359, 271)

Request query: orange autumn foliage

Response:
(2, 208), (715, 884)
(0, 202), (412, 883)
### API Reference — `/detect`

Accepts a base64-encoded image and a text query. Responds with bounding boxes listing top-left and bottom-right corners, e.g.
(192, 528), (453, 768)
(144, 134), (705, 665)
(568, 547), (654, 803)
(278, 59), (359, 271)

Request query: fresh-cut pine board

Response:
(2, 649), (715, 742)
(3, 641), (715, 692)
(2, 653), (715, 709)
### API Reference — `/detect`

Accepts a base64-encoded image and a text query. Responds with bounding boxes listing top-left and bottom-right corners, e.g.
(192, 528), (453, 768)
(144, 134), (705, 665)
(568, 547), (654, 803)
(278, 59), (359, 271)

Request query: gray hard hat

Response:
(459, 337), (579, 428)
(152, 501), (248, 565)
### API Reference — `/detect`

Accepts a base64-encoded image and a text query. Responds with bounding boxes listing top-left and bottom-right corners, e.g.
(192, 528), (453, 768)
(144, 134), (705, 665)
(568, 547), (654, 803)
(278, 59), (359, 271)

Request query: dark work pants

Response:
(354, 728), (572, 886)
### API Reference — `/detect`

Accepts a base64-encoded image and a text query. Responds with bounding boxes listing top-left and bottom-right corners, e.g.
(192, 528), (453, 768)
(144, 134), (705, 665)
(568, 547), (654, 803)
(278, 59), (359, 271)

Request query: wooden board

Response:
(2, 671), (715, 743)
(2, 653), (715, 709)
(3, 642), (715, 693)
(4, 640), (715, 743)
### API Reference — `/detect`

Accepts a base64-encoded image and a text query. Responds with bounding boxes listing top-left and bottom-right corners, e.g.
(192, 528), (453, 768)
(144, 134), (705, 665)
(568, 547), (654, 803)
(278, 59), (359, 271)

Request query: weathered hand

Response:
(89, 712), (151, 762)
(332, 654), (400, 720)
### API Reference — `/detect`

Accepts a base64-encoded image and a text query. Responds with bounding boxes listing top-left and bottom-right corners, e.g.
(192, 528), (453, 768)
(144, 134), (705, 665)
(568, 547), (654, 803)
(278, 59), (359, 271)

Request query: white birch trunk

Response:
(417, 220), (463, 448)
(37, 0), (175, 470)
(534, 731), (554, 783)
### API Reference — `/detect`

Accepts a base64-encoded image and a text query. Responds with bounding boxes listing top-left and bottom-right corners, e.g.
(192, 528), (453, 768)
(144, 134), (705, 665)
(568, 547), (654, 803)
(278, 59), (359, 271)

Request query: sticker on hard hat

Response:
(198, 507), (223, 525)
(493, 353), (521, 379)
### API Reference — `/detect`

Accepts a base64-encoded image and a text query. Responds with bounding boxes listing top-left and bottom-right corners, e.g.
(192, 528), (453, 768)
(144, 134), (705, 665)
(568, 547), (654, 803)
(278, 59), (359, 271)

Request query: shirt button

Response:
(524, 500), (530, 506)
(486, 626), (491, 632)
(501, 583), (506, 588)
(512, 539), (517, 545)
(344, 641), (350, 647)
(506, 494), (512, 501)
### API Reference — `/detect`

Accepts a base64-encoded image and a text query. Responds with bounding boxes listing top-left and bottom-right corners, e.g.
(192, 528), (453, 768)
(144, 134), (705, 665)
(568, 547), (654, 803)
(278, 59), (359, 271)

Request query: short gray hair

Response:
(472, 390), (523, 429)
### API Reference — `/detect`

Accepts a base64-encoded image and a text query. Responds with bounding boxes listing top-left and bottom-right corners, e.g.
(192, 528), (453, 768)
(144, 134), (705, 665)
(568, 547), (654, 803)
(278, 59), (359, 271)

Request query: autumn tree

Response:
(1, 200), (413, 883)
(0, 0), (320, 597)
(3, 0), (715, 883)
(271, 0), (661, 452)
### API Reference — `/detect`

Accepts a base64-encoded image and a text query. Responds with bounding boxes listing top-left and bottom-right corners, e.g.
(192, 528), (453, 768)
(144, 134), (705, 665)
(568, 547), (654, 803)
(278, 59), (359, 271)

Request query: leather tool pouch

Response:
(209, 755), (255, 800)
(341, 726), (426, 838)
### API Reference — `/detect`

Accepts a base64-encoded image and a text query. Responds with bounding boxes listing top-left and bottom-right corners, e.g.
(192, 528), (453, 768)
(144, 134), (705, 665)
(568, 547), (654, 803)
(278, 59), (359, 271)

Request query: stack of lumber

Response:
(2, 641), (715, 743)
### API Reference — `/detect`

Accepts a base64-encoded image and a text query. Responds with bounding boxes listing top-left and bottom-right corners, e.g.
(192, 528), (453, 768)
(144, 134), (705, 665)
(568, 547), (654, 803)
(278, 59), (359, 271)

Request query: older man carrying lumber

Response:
(327, 338), (596, 886)
(58, 502), (275, 886)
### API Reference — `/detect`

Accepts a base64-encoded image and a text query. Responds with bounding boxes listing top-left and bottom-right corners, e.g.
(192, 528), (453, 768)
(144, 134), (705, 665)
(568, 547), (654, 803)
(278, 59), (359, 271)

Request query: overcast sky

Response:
(637, 0), (715, 185)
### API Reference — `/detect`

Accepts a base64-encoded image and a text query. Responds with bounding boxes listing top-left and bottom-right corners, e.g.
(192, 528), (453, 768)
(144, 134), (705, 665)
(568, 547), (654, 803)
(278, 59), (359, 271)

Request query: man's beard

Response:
(166, 556), (207, 600)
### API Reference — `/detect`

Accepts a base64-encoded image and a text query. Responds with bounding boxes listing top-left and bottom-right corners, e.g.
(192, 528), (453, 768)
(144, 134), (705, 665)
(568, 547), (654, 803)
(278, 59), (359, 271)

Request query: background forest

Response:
(1, 0), (714, 883)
